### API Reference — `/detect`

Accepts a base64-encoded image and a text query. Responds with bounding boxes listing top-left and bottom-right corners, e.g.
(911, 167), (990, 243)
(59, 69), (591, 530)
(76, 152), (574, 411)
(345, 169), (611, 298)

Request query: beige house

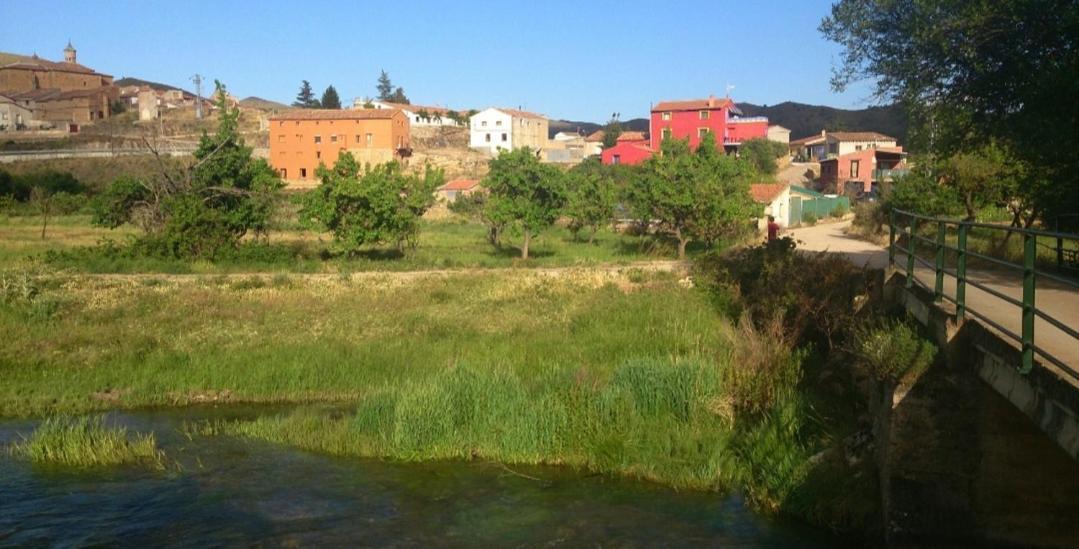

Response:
(767, 125), (790, 145)
(790, 130), (898, 161)
(0, 93), (34, 130)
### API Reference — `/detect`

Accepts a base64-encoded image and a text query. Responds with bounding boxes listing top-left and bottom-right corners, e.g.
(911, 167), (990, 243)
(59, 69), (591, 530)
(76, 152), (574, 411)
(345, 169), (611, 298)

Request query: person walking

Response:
(767, 215), (780, 243)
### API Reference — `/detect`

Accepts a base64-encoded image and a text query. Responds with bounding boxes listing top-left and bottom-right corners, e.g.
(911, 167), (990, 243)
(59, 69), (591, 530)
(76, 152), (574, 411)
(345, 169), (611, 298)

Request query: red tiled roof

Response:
(6, 88), (110, 101)
(750, 183), (788, 204)
(584, 129), (605, 142)
(376, 101), (459, 115)
(439, 179), (481, 191)
(1, 58), (108, 77)
(652, 97), (733, 112)
(269, 109), (401, 121)
(789, 134), (826, 146)
(826, 131), (896, 142)
(493, 107), (546, 120)
(617, 131), (647, 142)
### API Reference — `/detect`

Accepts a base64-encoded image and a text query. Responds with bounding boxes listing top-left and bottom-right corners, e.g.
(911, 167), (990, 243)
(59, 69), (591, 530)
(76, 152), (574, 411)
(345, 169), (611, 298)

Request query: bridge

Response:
(790, 215), (1079, 546)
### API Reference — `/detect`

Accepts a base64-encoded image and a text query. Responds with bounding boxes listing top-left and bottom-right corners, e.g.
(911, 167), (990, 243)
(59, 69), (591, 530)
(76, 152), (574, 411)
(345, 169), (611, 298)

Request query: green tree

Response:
(739, 138), (784, 176)
(293, 80), (320, 108)
(565, 161), (617, 243)
(376, 70), (394, 101)
(93, 81), (284, 258)
(820, 0), (1079, 226)
(389, 87), (410, 105)
(483, 147), (567, 259)
(301, 152), (443, 254)
(632, 133), (757, 259)
(320, 85), (342, 109)
(937, 141), (1022, 221)
(601, 118), (623, 149)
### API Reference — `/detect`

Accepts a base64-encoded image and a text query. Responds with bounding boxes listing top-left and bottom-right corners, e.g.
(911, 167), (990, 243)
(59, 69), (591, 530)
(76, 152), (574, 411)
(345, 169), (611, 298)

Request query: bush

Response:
(830, 204), (849, 218)
(851, 200), (887, 237)
(882, 172), (962, 216)
(802, 213), (817, 225)
(851, 319), (937, 383)
(697, 237), (866, 349)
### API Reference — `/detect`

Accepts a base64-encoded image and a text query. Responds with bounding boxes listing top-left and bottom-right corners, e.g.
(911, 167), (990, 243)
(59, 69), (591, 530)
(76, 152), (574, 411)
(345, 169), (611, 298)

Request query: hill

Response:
(738, 101), (908, 144)
(114, 77), (193, 95)
(547, 118), (649, 139)
(240, 96), (289, 111)
(549, 103), (907, 144)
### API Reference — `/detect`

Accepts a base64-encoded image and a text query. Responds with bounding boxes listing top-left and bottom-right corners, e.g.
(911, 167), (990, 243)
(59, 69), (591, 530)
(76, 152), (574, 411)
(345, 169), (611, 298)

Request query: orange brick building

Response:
(268, 109), (411, 184)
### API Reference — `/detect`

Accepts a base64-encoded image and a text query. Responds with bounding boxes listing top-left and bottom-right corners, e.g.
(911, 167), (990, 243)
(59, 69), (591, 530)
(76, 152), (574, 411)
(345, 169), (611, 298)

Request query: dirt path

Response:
(49, 260), (692, 283)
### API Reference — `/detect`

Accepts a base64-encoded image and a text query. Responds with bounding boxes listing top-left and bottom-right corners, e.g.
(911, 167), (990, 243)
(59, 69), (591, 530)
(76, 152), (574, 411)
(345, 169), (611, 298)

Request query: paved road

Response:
(789, 220), (1079, 380)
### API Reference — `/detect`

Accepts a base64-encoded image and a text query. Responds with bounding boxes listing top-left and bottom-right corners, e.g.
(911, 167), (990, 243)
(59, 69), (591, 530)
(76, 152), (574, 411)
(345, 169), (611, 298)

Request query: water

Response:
(0, 407), (838, 547)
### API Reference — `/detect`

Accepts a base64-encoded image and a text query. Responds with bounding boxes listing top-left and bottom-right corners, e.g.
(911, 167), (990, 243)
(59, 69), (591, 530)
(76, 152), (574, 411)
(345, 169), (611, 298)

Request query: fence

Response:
(799, 195), (849, 223)
(888, 208), (1079, 379)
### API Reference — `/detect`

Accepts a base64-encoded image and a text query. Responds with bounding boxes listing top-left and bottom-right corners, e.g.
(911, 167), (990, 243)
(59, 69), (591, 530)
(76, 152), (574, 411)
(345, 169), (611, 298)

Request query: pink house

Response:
(650, 96), (768, 152)
(819, 146), (908, 195)
(600, 132), (653, 165)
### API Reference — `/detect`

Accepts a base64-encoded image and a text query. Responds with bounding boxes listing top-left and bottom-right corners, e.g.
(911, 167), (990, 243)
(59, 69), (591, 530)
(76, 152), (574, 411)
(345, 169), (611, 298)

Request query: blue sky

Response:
(0, 0), (878, 122)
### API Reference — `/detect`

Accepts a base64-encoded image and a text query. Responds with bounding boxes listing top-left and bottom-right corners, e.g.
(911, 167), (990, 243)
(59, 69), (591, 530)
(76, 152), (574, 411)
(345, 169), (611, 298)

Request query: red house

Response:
(650, 96), (768, 153)
(600, 132), (653, 165)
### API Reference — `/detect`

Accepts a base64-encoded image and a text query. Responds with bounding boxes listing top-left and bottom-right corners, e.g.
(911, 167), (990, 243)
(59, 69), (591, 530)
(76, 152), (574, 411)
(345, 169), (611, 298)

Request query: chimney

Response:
(821, 129), (827, 137)
(707, 94), (715, 108)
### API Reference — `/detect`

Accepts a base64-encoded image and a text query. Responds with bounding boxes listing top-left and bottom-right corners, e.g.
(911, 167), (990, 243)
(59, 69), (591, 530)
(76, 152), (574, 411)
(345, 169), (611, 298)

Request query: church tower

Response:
(63, 41), (76, 64)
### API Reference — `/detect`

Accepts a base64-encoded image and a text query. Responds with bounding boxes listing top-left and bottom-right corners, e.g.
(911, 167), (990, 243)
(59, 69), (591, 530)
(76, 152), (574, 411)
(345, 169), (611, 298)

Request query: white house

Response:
(469, 107), (549, 156)
(353, 99), (464, 128)
(767, 125), (791, 146)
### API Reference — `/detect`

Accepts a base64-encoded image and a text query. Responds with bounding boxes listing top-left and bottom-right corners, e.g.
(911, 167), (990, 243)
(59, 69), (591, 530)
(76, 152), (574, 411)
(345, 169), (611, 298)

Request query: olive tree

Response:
(301, 152), (443, 254)
(483, 147), (567, 259)
(632, 133), (757, 259)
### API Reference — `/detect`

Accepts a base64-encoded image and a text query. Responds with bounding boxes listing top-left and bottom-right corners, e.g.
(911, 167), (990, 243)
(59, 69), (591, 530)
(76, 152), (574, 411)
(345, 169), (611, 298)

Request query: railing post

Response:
(1021, 232), (1036, 374)
(934, 221), (945, 302)
(956, 223), (968, 321)
(889, 208), (896, 266)
(906, 216), (917, 289)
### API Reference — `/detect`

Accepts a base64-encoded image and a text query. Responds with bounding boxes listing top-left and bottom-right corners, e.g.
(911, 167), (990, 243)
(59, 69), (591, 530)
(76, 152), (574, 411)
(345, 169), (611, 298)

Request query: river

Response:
(0, 407), (840, 547)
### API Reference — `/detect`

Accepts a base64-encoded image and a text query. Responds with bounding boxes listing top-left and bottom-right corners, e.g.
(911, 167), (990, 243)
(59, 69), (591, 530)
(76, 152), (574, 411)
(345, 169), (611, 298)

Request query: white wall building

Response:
(353, 99), (463, 128)
(469, 107), (548, 156)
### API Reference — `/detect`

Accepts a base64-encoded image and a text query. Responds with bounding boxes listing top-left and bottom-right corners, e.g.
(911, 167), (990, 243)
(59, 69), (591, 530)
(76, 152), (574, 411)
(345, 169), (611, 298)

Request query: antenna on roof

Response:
(725, 83), (735, 98)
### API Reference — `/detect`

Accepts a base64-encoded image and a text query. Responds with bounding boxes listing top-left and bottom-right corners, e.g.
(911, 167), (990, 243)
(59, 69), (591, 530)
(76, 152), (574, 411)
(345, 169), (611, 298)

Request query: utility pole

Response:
(191, 74), (203, 119)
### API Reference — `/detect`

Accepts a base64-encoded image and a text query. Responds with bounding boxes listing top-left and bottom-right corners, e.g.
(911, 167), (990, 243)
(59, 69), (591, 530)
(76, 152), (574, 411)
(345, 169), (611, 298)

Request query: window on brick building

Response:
(699, 110), (710, 120)
(330, 135), (337, 143)
(662, 112), (671, 121)
(365, 133), (373, 145)
(314, 135), (321, 144)
(662, 128), (672, 140)
(698, 128), (709, 138)
(300, 168), (307, 178)
(851, 160), (860, 178)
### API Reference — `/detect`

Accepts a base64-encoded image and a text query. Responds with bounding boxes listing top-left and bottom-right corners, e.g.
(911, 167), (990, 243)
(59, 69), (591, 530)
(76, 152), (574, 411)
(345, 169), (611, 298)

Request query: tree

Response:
(937, 141), (1022, 221)
(601, 118), (623, 149)
(93, 81), (284, 257)
(483, 147), (567, 259)
(389, 87), (409, 105)
(376, 70), (394, 101)
(820, 0), (1079, 226)
(293, 80), (320, 108)
(564, 160), (617, 243)
(631, 133), (757, 259)
(320, 85), (341, 109)
(17, 171), (85, 239)
(300, 152), (443, 254)
(739, 138), (785, 176)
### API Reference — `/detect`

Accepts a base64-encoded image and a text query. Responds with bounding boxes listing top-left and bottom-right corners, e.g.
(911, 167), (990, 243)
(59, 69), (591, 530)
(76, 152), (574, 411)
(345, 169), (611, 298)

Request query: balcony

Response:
(873, 168), (910, 180)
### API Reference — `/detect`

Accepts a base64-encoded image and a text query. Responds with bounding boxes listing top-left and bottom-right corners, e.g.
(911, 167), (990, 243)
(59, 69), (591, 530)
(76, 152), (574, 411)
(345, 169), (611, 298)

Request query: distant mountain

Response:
(549, 102), (908, 144)
(738, 101), (908, 144)
(114, 77), (193, 96)
(548, 118), (648, 139)
(240, 96), (289, 111)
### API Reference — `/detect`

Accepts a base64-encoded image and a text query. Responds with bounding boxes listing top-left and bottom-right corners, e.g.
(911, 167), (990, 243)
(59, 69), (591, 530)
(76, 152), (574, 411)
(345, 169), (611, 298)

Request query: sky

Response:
(0, 0), (878, 122)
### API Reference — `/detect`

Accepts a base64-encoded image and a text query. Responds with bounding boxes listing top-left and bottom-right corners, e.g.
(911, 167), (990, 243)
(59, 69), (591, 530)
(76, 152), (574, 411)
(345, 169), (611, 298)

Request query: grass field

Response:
(0, 214), (693, 273)
(0, 268), (721, 417)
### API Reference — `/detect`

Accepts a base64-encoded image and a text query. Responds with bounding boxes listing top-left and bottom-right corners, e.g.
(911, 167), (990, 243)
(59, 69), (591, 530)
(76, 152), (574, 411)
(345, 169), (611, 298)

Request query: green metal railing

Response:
(873, 168), (911, 180)
(889, 209), (1079, 379)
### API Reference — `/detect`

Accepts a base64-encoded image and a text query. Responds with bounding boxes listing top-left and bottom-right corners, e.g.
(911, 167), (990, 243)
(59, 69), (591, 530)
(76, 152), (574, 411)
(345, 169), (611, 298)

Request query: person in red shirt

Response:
(767, 215), (780, 242)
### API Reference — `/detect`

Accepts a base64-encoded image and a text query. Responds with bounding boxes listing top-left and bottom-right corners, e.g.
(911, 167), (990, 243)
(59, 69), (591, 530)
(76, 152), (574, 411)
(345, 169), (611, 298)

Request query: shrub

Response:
(851, 201), (886, 237)
(721, 315), (804, 419)
(851, 318), (937, 383)
(830, 204), (849, 218)
(802, 212), (818, 225)
(697, 237), (866, 349)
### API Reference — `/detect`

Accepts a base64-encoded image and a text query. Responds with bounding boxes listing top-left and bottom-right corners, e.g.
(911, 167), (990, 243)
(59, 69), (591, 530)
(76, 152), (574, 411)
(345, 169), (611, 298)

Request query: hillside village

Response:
(0, 41), (909, 229)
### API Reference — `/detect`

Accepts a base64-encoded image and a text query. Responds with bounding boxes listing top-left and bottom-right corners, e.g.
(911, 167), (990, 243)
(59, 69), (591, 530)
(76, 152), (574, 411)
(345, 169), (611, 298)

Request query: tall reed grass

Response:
(11, 416), (164, 469)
